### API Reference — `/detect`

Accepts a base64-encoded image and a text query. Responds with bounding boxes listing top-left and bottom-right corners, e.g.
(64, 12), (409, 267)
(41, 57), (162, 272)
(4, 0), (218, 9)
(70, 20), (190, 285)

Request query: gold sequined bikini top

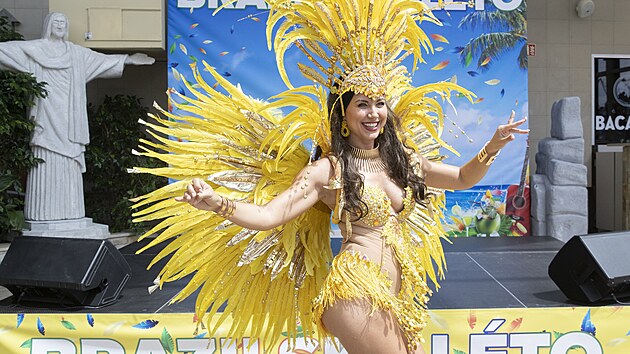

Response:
(358, 185), (414, 227)
(327, 154), (415, 238)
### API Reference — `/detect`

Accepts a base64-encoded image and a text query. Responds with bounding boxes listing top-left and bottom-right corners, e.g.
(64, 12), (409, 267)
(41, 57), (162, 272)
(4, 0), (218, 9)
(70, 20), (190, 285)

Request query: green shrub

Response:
(84, 95), (166, 232)
(0, 16), (47, 237)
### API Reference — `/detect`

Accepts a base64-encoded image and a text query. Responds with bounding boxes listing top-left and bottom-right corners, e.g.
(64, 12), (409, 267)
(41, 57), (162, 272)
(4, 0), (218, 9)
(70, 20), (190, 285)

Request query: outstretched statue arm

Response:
(79, 47), (154, 81)
(0, 41), (31, 72)
(124, 53), (155, 65)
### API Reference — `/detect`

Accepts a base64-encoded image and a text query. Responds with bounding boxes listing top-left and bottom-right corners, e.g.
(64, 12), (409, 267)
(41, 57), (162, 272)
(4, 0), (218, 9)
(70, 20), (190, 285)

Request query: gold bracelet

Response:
(216, 196), (227, 216)
(225, 199), (236, 218)
(477, 143), (500, 166)
(216, 196), (236, 218)
(223, 199), (234, 219)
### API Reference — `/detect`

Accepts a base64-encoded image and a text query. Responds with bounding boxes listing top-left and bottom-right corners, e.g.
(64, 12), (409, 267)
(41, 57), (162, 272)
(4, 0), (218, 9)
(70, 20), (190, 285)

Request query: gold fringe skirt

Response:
(312, 250), (430, 351)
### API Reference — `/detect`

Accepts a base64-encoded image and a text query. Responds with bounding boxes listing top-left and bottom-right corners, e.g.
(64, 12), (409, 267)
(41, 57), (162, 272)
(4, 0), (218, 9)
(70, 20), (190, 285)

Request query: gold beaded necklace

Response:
(348, 145), (386, 173)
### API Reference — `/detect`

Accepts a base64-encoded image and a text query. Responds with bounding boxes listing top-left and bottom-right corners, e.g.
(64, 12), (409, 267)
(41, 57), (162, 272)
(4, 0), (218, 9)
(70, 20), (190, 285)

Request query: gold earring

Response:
(380, 126), (384, 134)
(341, 120), (350, 137)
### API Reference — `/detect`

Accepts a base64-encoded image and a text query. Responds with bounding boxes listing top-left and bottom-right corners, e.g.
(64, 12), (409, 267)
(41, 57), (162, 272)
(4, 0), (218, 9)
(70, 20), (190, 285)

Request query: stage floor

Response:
(0, 236), (574, 314)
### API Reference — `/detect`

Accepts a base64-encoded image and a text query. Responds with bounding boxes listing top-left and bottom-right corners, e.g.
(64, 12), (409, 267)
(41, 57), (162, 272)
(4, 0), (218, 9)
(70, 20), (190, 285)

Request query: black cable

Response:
(611, 293), (630, 305)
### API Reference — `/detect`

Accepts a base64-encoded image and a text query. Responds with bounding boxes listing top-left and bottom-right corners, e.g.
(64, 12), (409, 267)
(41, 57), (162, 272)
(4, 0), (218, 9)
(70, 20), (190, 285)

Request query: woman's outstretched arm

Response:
(175, 157), (333, 231)
(423, 111), (529, 190)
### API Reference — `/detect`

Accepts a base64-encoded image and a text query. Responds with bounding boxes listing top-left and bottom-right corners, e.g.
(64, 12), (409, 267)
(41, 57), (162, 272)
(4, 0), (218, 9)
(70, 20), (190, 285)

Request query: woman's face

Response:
(344, 94), (387, 149)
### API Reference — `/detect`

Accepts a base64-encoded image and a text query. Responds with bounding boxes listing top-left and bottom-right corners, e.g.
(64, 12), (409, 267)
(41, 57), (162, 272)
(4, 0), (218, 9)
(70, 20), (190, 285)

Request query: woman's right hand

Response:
(174, 178), (221, 211)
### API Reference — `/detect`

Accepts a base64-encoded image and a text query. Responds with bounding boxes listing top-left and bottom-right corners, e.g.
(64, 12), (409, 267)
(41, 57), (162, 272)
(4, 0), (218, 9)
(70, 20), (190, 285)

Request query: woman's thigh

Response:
(321, 299), (425, 354)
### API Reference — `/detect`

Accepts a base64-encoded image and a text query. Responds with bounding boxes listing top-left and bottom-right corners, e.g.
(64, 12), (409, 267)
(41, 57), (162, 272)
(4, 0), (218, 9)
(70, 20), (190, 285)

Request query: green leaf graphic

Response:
(61, 320), (77, 330)
(20, 339), (32, 348)
(453, 349), (467, 354)
(161, 327), (175, 354)
(465, 51), (472, 67)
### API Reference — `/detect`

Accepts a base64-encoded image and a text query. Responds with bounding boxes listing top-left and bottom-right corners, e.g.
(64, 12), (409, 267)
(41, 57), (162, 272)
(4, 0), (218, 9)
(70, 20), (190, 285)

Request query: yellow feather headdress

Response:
(266, 0), (447, 100)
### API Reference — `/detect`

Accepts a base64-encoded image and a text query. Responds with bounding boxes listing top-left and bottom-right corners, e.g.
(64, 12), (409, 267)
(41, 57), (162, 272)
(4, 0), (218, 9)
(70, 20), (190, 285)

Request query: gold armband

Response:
(477, 143), (500, 166)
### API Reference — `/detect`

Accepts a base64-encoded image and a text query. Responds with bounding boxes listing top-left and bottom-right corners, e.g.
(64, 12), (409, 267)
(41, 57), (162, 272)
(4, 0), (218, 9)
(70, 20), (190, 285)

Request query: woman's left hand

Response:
(486, 110), (529, 154)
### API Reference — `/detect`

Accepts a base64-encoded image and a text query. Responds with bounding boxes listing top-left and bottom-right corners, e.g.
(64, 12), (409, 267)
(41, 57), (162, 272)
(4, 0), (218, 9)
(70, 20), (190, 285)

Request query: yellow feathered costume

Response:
(130, 0), (474, 350)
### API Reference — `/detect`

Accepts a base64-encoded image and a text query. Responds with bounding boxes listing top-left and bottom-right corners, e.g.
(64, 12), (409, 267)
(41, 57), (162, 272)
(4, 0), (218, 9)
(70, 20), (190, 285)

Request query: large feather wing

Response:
(131, 61), (332, 348)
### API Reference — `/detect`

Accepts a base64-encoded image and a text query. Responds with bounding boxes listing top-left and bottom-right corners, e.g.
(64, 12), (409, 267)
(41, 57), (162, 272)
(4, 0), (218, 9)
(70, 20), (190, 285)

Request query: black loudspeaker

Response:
(549, 232), (630, 303)
(0, 236), (132, 308)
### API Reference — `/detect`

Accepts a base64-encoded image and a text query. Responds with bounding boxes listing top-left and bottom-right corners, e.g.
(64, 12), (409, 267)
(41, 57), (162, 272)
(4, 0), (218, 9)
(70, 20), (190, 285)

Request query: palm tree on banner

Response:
(457, 0), (527, 71)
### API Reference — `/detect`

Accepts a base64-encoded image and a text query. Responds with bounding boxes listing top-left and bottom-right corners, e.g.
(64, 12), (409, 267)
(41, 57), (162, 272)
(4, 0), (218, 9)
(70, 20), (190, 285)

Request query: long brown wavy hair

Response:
(315, 90), (427, 220)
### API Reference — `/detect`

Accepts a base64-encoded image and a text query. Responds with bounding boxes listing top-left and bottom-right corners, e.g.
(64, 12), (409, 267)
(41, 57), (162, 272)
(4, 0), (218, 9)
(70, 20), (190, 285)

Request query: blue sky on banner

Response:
(168, 0), (528, 186)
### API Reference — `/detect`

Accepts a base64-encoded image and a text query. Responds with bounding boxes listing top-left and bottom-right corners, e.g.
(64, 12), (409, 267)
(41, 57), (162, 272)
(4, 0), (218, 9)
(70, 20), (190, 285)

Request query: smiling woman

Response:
(131, 0), (527, 352)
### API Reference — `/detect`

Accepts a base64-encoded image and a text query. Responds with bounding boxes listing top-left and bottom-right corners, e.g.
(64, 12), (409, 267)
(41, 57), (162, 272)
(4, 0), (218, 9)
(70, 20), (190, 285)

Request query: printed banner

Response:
(0, 306), (627, 353)
(593, 55), (630, 145)
(167, 0), (529, 236)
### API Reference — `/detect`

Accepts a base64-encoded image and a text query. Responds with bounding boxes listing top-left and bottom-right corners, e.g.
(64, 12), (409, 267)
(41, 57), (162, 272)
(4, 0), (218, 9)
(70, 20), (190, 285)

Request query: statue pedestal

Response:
(22, 218), (110, 239)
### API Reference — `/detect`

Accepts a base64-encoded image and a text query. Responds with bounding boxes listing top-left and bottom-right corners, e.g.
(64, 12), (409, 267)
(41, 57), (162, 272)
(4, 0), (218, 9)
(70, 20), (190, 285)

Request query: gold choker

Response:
(348, 145), (386, 173)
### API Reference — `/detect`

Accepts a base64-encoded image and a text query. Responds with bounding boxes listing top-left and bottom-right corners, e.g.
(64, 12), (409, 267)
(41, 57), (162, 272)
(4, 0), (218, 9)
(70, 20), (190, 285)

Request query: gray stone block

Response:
(538, 137), (584, 164)
(547, 214), (588, 242)
(550, 97), (583, 140)
(547, 159), (588, 186)
(531, 216), (547, 236)
(535, 152), (548, 175)
(531, 174), (547, 220)
(546, 185), (588, 216)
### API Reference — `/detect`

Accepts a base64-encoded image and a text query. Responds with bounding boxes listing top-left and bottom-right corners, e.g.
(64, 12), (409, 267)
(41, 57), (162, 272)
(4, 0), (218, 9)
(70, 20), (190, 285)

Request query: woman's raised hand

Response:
(486, 110), (529, 153)
(174, 177), (221, 211)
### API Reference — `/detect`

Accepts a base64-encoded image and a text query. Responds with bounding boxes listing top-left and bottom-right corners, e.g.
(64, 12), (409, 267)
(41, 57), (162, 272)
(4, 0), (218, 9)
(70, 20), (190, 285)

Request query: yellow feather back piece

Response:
(131, 61), (333, 349)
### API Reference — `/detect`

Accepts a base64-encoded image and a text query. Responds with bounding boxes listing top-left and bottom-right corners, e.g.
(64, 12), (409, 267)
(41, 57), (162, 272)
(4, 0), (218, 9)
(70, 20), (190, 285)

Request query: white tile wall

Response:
(569, 19), (592, 44)
(527, 0), (630, 186)
(547, 20), (570, 44)
(527, 0), (546, 19)
(569, 67), (590, 89)
(547, 68), (570, 91)
(547, 0), (571, 20)
(528, 42), (548, 68)
(15, 0), (44, 9)
(0, 0), (15, 9)
(547, 44), (571, 67)
(1, 0), (47, 40)
(12, 8), (46, 39)
(591, 21), (614, 45)
(612, 0), (630, 21)
(569, 44), (592, 68)
(592, 0), (614, 21)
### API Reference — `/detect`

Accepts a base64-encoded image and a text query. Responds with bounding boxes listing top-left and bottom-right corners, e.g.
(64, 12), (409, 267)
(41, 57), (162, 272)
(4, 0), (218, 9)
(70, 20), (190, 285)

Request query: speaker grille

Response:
(0, 236), (132, 308)
(549, 232), (630, 303)
(581, 233), (630, 282)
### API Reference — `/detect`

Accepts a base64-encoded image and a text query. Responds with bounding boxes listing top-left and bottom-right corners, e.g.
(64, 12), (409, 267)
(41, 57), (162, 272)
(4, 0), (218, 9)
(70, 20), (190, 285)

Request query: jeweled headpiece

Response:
(266, 0), (442, 100)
